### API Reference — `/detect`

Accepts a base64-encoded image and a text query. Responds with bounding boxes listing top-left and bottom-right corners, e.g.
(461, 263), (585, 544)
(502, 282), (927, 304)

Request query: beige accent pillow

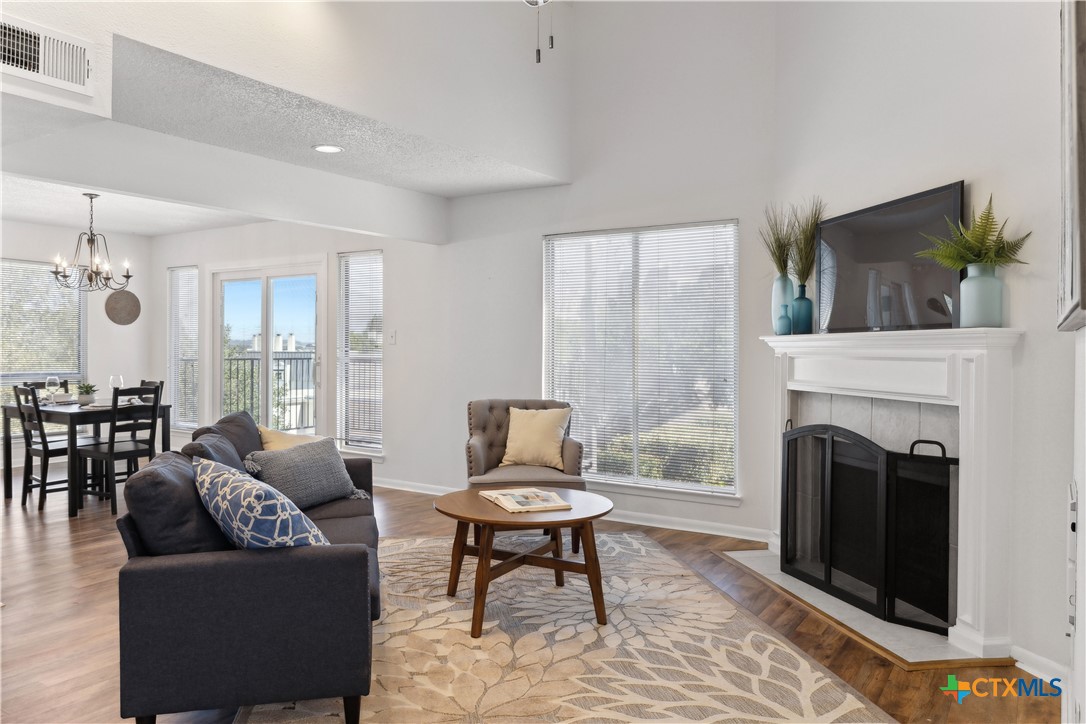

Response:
(499, 407), (571, 471)
(257, 425), (328, 451)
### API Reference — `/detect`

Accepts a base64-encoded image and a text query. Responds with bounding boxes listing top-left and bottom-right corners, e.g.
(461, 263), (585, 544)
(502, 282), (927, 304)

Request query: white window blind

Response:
(338, 251), (383, 450)
(167, 266), (199, 428)
(544, 220), (738, 492)
(0, 258), (86, 387)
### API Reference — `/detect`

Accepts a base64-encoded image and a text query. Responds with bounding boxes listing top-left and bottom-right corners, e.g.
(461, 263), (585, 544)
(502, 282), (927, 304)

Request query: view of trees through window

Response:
(219, 274), (318, 432)
(544, 222), (738, 491)
(0, 259), (86, 431)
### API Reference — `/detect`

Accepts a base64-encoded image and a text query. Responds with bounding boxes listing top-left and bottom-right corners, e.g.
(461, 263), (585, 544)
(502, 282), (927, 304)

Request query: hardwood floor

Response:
(1, 484), (1059, 723)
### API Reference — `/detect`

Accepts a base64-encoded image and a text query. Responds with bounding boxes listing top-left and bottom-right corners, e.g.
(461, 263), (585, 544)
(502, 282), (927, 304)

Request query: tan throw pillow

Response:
(257, 425), (328, 451)
(499, 407), (572, 470)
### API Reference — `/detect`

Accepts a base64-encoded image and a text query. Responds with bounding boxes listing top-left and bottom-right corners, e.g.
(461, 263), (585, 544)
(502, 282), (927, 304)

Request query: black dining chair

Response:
(76, 385), (162, 515)
(12, 386), (96, 510)
(22, 380), (70, 393)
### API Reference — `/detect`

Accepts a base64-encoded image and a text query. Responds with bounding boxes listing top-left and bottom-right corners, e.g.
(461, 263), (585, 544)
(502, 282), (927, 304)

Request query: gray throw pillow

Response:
(192, 411), (263, 459)
(123, 451), (233, 555)
(181, 432), (245, 471)
(243, 437), (366, 510)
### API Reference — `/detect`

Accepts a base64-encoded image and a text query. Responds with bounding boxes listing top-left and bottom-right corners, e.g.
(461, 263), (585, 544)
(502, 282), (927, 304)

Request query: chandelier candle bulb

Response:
(52, 193), (134, 292)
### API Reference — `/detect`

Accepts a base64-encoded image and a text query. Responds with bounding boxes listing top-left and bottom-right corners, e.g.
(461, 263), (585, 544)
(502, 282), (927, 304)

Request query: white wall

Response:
(772, 0), (1072, 674)
(442, 1), (780, 539)
(1, 219), (152, 388)
(147, 221), (450, 487)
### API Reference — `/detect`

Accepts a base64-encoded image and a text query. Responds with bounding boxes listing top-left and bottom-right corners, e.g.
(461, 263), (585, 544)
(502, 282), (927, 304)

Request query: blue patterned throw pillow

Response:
(192, 457), (330, 549)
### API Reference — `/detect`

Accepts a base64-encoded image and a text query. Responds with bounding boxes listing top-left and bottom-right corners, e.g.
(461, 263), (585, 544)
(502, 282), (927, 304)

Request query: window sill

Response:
(585, 478), (742, 507)
(339, 446), (385, 464)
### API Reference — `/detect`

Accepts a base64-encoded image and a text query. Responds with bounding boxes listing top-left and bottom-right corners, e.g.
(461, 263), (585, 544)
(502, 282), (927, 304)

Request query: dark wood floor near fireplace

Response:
(1, 484), (1058, 723)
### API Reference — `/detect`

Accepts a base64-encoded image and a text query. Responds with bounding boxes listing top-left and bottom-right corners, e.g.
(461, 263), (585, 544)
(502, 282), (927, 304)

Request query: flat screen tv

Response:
(817, 181), (964, 333)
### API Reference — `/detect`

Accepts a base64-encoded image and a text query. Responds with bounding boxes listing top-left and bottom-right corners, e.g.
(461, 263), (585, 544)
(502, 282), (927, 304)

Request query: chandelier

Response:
(51, 193), (132, 292)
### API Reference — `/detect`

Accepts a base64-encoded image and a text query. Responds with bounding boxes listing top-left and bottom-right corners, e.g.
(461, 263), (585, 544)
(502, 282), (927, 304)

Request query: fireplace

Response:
(764, 329), (1022, 657)
(781, 423), (957, 634)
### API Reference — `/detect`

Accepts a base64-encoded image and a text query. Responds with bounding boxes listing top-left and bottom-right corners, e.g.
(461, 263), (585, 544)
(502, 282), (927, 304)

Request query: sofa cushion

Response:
(313, 515), (380, 549)
(304, 496), (375, 520)
(257, 424), (326, 451)
(180, 433), (245, 471)
(192, 411), (263, 459)
(123, 451), (233, 556)
(500, 407), (572, 471)
(244, 437), (366, 509)
(193, 458), (330, 549)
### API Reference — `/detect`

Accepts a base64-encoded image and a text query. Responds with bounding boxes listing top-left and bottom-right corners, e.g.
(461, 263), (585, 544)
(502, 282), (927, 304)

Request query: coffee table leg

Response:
(471, 524), (495, 638)
(579, 521), (607, 625)
(447, 520), (469, 597)
(550, 528), (565, 587)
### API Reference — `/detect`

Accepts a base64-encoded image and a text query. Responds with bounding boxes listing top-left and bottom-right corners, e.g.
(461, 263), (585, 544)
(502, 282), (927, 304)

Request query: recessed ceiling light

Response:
(312, 144), (344, 154)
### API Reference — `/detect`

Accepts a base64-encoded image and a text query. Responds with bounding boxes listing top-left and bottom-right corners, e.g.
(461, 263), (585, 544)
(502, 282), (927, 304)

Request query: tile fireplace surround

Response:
(763, 328), (1023, 659)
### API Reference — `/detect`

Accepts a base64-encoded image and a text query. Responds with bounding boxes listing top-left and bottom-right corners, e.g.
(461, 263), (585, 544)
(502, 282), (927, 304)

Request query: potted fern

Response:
(788, 197), (826, 334)
(916, 195), (1030, 328)
(760, 204), (796, 333)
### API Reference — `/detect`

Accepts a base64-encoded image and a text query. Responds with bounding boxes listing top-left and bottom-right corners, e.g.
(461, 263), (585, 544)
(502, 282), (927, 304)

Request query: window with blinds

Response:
(338, 251), (383, 451)
(168, 266), (199, 429)
(544, 221), (738, 493)
(0, 259), (86, 389)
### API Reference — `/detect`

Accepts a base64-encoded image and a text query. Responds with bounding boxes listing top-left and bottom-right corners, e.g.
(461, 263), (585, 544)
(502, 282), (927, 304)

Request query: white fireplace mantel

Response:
(762, 328), (1024, 659)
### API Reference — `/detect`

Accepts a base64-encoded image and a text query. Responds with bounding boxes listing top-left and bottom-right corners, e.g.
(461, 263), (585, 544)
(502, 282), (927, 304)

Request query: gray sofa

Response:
(115, 412), (379, 724)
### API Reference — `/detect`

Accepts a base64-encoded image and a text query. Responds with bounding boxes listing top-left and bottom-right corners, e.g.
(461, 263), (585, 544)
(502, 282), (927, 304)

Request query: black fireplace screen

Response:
(781, 424), (957, 634)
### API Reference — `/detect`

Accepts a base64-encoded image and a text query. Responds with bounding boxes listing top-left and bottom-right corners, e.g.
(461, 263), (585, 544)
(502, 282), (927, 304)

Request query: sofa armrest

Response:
(562, 437), (583, 477)
(344, 456), (373, 496)
(466, 434), (489, 478)
(119, 545), (372, 718)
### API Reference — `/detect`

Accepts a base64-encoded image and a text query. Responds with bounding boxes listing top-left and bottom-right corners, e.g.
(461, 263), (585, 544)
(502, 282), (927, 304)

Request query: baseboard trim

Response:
(1010, 645), (1070, 682)
(373, 477), (457, 497)
(370, 479), (771, 542)
(604, 508), (772, 543)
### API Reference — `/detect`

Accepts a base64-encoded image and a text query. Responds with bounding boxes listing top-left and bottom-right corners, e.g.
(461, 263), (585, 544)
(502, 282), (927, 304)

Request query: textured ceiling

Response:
(1, 176), (261, 237)
(111, 36), (562, 199)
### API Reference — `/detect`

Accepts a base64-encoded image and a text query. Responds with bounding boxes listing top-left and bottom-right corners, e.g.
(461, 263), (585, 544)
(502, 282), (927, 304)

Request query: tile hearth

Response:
(726, 549), (977, 663)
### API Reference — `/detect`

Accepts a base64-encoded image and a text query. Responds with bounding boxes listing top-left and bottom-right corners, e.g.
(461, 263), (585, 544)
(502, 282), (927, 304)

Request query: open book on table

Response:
(478, 488), (572, 513)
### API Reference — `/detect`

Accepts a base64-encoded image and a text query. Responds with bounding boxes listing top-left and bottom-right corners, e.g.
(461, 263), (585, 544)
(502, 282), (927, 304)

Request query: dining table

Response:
(3, 401), (172, 517)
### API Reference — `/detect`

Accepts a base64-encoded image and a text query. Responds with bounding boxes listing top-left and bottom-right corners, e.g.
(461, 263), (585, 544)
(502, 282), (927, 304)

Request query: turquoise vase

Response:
(959, 263), (1003, 328)
(774, 304), (792, 335)
(771, 274), (794, 330)
(792, 284), (813, 334)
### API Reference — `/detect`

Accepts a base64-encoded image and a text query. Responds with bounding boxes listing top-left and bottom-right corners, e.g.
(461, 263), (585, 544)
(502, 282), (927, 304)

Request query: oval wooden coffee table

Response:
(434, 487), (614, 638)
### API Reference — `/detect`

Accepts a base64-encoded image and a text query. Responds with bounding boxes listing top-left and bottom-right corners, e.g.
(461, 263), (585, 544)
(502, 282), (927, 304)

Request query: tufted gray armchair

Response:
(466, 399), (585, 490)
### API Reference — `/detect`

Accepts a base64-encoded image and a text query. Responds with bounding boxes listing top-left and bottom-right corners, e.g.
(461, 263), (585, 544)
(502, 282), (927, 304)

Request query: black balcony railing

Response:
(173, 351), (382, 444)
(175, 351), (317, 433)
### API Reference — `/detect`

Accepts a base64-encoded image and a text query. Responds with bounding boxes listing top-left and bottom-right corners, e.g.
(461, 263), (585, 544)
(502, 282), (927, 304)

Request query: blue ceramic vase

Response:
(792, 284), (813, 334)
(774, 304), (792, 335)
(959, 263), (1002, 328)
(771, 274), (794, 330)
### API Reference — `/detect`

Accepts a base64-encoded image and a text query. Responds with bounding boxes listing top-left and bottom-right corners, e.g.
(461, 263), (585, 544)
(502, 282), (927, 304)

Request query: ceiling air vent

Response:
(0, 16), (92, 96)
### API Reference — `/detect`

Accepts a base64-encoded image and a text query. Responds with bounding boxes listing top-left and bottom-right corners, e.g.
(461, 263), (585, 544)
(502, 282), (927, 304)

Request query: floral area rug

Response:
(236, 533), (889, 723)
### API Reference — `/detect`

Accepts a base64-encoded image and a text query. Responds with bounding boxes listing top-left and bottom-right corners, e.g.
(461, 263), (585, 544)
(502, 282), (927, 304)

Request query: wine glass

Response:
(109, 375), (124, 390)
(44, 376), (60, 403)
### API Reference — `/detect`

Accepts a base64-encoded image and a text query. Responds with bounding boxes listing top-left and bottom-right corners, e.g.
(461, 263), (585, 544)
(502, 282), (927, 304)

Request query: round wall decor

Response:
(105, 290), (141, 325)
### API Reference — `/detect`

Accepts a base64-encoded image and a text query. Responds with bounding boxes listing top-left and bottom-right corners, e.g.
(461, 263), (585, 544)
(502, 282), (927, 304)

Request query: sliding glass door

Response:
(215, 267), (320, 432)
